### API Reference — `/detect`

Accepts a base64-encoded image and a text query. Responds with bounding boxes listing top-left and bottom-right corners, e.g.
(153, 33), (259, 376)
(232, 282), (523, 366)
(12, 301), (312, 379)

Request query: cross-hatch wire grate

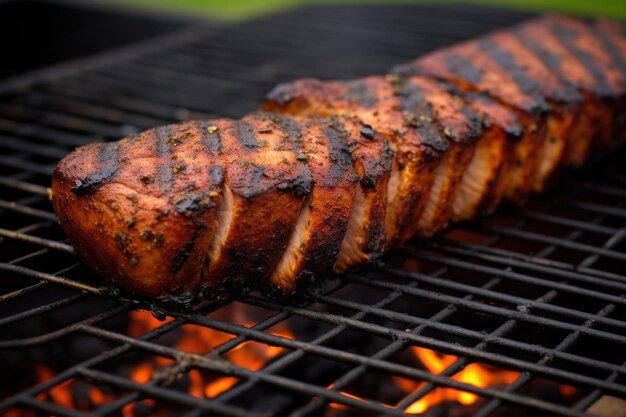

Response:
(0, 4), (625, 417)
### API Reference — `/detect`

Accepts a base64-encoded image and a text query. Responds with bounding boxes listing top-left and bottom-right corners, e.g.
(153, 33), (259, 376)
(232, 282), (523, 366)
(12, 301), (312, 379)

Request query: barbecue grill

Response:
(1, 3), (625, 417)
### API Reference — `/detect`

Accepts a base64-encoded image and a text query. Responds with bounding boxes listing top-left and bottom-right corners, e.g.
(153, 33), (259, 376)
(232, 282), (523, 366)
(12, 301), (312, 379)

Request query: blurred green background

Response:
(102, 0), (626, 20)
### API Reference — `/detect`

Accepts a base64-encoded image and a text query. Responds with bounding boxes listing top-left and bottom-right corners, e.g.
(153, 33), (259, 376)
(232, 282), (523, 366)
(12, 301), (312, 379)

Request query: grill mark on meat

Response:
(235, 119), (260, 150)
(394, 80), (449, 152)
(514, 27), (593, 97)
(268, 113), (313, 198)
(478, 38), (551, 114)
(356, 127), (394, 187)
(551, 23), (614, 98)
(196, 120), (225, 192)
(515, 20), (614, 103)
(154, 125), (174, 194)
(318, 116), (355, 186)
(444, 53), (484, 85)
(458, 103), (483, 139)
(499, 32), (583, 104)
(515, 29), (563, 74)
(422, 78), (483, 143)
(343, 80), (378, 108)
(70, 142), (121, 196)
(590, 24), (626, 79)
(465, 91), (524, 139)
(197, 120), (221, 152)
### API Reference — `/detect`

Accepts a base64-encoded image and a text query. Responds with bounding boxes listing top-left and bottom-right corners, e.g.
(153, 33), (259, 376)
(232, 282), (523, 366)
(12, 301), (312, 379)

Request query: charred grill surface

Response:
(51, 15), (626, 300)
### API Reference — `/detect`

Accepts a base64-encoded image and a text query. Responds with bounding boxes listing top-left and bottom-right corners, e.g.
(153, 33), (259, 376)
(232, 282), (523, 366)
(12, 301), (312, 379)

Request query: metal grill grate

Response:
(0, 4), (625, 417)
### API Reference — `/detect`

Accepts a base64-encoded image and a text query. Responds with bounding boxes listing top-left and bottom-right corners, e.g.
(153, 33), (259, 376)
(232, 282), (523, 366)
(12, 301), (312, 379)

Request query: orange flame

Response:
(34, 364), (115, 411)
(33, 306), (294, 415)
(327, 347), (522, 415)
(395, 347), (520, 414)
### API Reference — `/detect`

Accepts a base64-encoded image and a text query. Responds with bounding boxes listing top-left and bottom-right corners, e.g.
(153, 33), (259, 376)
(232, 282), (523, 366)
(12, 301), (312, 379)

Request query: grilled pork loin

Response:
(51, 15), (626, 301)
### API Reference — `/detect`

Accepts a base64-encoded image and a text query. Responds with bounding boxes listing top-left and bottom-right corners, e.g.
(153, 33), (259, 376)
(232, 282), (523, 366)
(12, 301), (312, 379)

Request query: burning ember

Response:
(27, 305), (293, 415)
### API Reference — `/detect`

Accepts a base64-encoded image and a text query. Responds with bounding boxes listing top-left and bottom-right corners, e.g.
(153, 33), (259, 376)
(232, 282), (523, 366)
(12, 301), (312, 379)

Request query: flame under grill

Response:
(0, 3), (625, 417)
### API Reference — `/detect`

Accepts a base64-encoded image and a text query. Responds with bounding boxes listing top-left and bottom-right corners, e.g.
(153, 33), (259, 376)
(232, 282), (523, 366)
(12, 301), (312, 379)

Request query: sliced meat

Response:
(269, 116), (358, 294)
(397, 76), (481, 235)
(264, 76), (443, 244)
(452, 91), (522, 220)
(51, 15), (626, 302)
(517, 15), (626, 171)
(393, 33), (553, 199)
(265, 75), (484, 239)
(200, 114), (312, 296)
(333, 117), (393, 272)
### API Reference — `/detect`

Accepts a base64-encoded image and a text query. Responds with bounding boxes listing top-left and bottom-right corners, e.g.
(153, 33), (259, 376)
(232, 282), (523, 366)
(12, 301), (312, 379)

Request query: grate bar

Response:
(394, 319), (523, 413)
(0, 307), (180, 411)
(472, 302), (617, 417)
(0, 281), (48, 303)
(0, 154), (56, 176)
(0, 177), (49, 196)
(0, 134), (70, 159)
(211, 275), (440, 405)
(76, 324), (411, 417)
(427, 241), (626, 288)
(77, 367), (253, 417)
(47, 78), (217, 120)
(470, 226), (626, 261)
(0, 199), (57, 222)
(20, 91), (169, 128)
(290, 276), (506, 417)
(433, 239), (626, 284)
(317, 295), (625, 375)
(404, 251), (626, 303)
(0, 292), (86, 328)
(570, 202), (626, 219)
(0, 264), (103, 302)
(241, 296), (626, 396)
(348, 272), (626, 345)
(94, 305), (289, 416)
(0, 116), (96, 146)
(521, 211), (619, 235)
(0, 228), (74, 254)
(20, 397), (95, 417)
(77, 321), (594, 417)
(384, 266), (625, 329)
(573, 360), (626, 412)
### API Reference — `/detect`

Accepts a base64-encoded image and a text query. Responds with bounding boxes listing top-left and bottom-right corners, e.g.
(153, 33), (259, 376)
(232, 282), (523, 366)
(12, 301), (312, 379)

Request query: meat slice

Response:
(333, 117), (393, 272)
(52, 121), (225, 301)
(264, 76), (443, 244)
(398, 76), (481, 234)
(400, 37), (581, 196)
(483, 30), (583, 191)
(393, 46), (544, 203)
(517, 16), (625, 167)
(268, 116), (358, 294)
(265, 75), (484, 239)
(452, 91), (522, 220)
(200, 113), (311, 296)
